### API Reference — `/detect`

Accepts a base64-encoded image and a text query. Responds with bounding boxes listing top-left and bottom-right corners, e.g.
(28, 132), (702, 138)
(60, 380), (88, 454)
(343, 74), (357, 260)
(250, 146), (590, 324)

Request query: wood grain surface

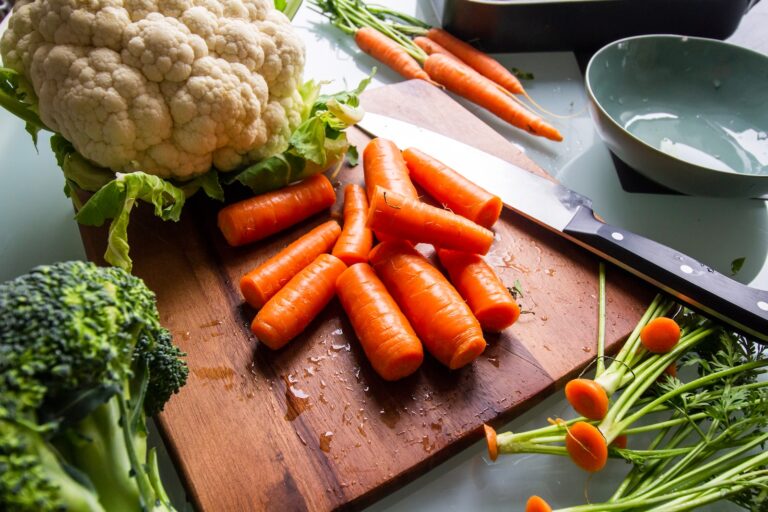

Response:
(79, 80), (654, 511)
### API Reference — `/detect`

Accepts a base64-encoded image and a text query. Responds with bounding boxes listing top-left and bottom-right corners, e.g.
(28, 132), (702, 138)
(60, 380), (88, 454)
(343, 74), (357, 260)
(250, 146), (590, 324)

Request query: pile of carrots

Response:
(217, 138), (521, 380)
(312, 0), (563, 142)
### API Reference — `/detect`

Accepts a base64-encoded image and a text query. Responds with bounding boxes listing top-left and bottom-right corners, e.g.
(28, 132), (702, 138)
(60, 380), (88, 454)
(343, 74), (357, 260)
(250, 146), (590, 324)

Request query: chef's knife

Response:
(356, 112), (768, 341)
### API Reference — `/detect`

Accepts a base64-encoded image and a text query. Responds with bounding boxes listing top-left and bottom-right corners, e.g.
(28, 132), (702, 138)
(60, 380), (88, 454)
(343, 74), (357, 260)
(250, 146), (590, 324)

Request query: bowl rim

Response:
(585, 33), (768, 180)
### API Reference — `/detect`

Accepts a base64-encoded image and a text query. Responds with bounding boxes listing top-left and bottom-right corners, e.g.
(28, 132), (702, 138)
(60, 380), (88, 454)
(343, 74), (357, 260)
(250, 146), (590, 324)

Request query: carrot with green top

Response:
(436, 248), (518, 331)
(425, 28), (525, 94)
(424, 54), (563, 142)
(565, 378), (609, 420)
(367, 186), (495, 255)
(355, 27), (432, 82)
(403, 147), (503, 228)
(336, 263), (424, 380)
(332, 184), (373, 265)
(240, 220), (341, 308)
(218, 174), (336, 247)
(251, 254), (347, 349)
(369, 240), (486, 369)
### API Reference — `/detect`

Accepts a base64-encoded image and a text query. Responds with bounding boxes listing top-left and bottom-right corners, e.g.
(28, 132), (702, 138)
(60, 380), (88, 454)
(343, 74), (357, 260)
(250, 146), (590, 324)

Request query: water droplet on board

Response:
(331, 342), (351, 352)
(193, 367), (235, 390)
(582, 346), (592, 353)
(379, 408), (400, 428)
(319, 431), (333, 452)
(199, 320), (223, 328)
(487, 355), (500, 368)
(283, 375), (311, 421)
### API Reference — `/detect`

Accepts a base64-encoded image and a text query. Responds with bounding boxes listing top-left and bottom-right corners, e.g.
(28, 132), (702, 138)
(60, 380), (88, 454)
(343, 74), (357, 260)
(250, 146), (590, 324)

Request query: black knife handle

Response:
(563, 205), (768, 341)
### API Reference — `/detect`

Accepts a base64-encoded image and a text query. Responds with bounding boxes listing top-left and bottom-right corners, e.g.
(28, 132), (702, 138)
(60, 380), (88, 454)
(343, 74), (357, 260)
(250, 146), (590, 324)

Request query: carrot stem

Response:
(595, 262), (607, 377)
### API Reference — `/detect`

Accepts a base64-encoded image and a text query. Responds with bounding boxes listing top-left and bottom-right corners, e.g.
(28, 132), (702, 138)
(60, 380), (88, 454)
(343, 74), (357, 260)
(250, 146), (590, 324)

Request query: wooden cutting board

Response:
(79, 80), (654, 511)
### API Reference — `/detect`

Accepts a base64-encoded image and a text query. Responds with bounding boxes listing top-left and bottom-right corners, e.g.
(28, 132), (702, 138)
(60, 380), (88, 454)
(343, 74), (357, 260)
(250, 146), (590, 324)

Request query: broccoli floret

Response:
(0, 261), (188, 511)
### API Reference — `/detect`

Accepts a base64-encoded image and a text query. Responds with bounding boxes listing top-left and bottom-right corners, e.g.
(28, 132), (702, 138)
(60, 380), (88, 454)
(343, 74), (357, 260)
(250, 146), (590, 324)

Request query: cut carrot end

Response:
(475, 302), (521, 332)
(240, 278), (269, 310)
(251, 318), (285, 350)
(640, 317), (681, 353)
(483, 424), (498, 461)
(380, 349), (424, 381)
(564, 379), (609, 420)
(565, 421), (608, 472)
(525, 495), (553, 512)
(475, 197), (504, 229)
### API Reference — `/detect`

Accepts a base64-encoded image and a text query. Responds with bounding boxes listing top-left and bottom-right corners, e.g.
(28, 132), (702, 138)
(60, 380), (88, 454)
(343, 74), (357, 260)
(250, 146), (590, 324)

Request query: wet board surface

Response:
(78, 80), (654, 511)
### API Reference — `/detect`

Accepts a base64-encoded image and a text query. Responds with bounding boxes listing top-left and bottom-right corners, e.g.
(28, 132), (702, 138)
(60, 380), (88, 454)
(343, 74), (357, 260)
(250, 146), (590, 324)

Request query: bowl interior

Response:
(587, 35), (768, 176)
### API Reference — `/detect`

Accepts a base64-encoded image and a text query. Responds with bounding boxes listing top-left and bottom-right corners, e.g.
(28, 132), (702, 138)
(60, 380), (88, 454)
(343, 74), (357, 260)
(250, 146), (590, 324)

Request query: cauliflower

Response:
(0, 0), (305, 180)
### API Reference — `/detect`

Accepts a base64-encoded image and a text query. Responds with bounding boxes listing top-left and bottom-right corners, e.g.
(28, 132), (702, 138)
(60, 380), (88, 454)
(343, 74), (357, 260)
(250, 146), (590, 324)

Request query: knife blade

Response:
(356, 112), (768, 341)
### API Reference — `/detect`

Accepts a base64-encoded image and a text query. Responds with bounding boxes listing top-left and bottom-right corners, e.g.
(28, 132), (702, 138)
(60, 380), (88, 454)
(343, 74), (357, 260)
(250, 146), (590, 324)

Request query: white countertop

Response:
(0, 2), (765, 510)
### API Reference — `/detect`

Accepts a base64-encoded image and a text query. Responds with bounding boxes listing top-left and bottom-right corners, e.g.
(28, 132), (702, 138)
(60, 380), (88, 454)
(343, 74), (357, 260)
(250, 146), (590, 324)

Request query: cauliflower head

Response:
(0, 0), (306, 180)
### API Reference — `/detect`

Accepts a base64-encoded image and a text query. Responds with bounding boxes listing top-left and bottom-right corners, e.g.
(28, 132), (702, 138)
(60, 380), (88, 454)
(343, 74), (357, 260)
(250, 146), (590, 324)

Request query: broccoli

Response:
(0, 261), (188, 511)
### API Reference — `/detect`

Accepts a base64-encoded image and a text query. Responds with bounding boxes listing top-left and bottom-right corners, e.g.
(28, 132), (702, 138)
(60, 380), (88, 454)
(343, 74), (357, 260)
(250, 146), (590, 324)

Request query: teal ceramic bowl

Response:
(586, 35), (768, 197)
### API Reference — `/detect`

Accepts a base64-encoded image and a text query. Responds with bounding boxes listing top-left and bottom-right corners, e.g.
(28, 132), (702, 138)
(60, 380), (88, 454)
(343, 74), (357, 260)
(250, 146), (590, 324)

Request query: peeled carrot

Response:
(565, 421), (608, 472)
(403, 148), (503, 229)
(436, 248), (519, 331)
(640, 317), (681, 353)
(363, 138), (418, 202)
(218, 174), (336, 247)
(332, 184), (374, 265)
(251, 254), (347, 349)
(484, 424), (498, 461)
(369, 240), (486, 369)
(564, 378), (609, 420)
(424, 54), (563, 142)
(367, 186), (495, 255)
(239, 220), (341, 309)
(355, 27), (432, 82)
(525, 495), (553, 512)
(336, 263), (424, 380)
(426, 28), (524, 95)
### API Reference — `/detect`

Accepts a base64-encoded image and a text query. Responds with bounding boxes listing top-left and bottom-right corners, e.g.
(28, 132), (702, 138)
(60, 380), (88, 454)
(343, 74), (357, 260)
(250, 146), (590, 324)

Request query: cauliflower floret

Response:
(0, 0), (305, 180)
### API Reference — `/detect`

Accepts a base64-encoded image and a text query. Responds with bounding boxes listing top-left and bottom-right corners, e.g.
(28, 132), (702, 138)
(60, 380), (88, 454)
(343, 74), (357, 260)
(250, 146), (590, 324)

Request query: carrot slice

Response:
(564, 378), (609, 420)
(332, 184), (374, 265)
(436, 248), (519, 331)
(251, 254), (347, 349)
(426, 28), (524, 95)
(640, 317), (681, 353)
(336, 263), (424, 380)
(367, 186), (495, 255)
(218, 174), (336, 247)
(369, 240), (486, 369)
(565, 421), (608, 472)
(424, 54), (563, 142)
(525, 495), (553, 512)
(240, 220), (341, 309)
(484, 424), (498, 461)
(355, 27), (432, 82)
(403, 148), (503, 229)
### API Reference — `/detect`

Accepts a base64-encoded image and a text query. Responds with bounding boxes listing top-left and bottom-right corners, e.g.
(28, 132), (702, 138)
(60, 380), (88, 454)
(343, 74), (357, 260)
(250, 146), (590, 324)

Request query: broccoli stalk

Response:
(0, 261), (188, 511)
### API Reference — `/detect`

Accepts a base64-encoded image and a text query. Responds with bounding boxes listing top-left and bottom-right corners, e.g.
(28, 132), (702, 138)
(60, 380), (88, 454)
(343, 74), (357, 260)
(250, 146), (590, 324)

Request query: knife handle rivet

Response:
(758, 301), (768, 312)
(611, 232), (624, 241)
(680, 264), (694, 274)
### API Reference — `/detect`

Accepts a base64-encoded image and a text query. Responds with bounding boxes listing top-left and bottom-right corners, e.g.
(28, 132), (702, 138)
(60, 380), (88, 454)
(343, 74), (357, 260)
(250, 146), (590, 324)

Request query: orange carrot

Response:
(565, 378), (609, 420)
(251, 254), (347, 349)
(218, 174), (336, 247)
(240, 220), (341, 309)
(424, 54), (563, 142)
(565, 421), (608, 472)
(403, 148), (503, 229)
(484, 424), (498, 461)
(336, 263), (424, 380)
(363, 138), (419, 202)
(426, 28), (524, 95)
(367, 186), (495, 255)
(332, 184), (374, 265)
(640, 317), (681, 353)
(436, 248), (519, 331)
(611, 434), (628, 450)
(355, 27), (432, 82)
(413, 36), (463, 63)
(369, 240), (486, 369)
(525, 495), (553, 512)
